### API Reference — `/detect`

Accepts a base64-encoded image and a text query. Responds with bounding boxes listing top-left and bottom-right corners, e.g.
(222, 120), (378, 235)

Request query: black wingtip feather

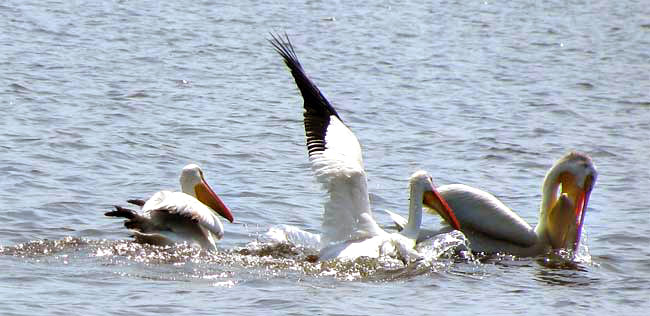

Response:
(127, 199), (146, 207)
(105, 205), (137, 219)
(105, 205), (151, 232)
(269, 32), (341, 119)
(271, 32), (347, 158)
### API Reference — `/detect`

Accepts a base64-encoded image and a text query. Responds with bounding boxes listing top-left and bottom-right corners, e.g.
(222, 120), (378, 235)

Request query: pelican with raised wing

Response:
(270, 33), (460, 261)
(105, 164), (234, 251)
(389, 152), (597, 257)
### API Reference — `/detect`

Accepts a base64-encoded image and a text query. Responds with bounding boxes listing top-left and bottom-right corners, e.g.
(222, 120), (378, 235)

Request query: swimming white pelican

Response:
(105, 164), (234, 251)
(270, 33), (460, 261)
(388, 152), (597, 257)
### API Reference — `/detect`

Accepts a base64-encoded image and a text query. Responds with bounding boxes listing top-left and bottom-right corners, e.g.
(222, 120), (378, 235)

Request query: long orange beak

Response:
(194, 180), (234, 223)
(573, 175), (594, 251)
(423, 189), (461, 230)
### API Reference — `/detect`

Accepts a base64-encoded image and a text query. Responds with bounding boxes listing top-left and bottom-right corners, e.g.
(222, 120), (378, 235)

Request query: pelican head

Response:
(180, 164), (234, 223)
(406, 171), (461, 235)
(538, 152), (597, 252)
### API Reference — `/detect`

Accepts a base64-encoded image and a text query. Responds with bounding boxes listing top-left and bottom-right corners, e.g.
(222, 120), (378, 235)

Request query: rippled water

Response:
(1, 0), (649, 315)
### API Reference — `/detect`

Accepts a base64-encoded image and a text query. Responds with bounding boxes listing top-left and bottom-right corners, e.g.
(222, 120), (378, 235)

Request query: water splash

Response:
(416, 230), (470, 260)
(0, 236), (87, 257)
(259, 224), (321, 250)
(573, 229), (593, 264)
(245, 226), (477, 280)
(0, 234), (475, 281)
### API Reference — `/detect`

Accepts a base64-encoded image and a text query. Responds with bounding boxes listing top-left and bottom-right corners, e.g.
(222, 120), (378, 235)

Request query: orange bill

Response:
(573, 174), (594, 251)
(423, 189), (461, 230)
(195, 180), (234, 223)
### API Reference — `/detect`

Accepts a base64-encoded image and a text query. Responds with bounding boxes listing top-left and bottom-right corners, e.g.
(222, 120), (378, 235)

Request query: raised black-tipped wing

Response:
(271, 33), (383, 245)
(270, 33), (342, 158)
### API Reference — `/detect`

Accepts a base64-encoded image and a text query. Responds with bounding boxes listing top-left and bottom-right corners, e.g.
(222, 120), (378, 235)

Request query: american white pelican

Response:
(270, 34), (460, 261)
(389, 152), (597, 257)
(105, 164), (234, 251)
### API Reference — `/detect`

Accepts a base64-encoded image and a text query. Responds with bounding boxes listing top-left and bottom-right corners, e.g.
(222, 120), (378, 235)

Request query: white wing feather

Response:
(312, 116), (383, 246)
(142, 191), (225, 240)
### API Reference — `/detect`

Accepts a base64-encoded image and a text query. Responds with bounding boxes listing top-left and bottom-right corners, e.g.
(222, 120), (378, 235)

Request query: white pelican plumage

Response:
(389, 152), (597, 257)
(105, 164), (234, 251)
(271, 34), (460, 261)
